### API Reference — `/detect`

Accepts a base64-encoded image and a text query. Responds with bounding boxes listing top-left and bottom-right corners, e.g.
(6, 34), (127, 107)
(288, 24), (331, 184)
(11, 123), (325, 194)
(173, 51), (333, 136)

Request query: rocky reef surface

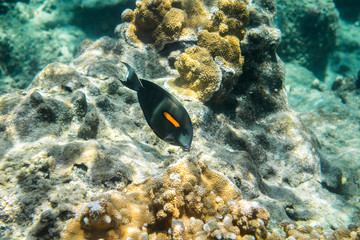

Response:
(0, 0), (359, 239)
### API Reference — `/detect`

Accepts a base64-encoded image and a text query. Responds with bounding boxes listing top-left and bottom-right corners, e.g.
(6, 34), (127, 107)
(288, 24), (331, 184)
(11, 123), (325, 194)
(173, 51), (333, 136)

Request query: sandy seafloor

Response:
(0, 0), (359, 239)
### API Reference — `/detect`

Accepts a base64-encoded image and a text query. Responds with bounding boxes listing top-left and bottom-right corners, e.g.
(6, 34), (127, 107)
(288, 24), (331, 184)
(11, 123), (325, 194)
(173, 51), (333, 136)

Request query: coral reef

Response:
(62, 159), (271, 240)
(120, 0), (209, 48)
(172, 45), (222, 102)
(118, 0), (248, 103)
(331, 74), (360, 104)
(0, 0), (359, 239)
(280, 222), (360, 240)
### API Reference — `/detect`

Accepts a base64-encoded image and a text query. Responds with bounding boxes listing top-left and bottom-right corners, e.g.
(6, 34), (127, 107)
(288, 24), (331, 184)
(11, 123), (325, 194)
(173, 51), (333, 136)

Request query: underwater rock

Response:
(331, 74), (360, 104)
(276, 0), (339, 79)
(284, 60), (360, 225)
(77, 111), (100, 140)
(28, 210), (60, 240)
(330, 20), (360, 77)
(72, 91), (87, 120)
(29, 91), (44, 107)
(0, 0), (359, 239)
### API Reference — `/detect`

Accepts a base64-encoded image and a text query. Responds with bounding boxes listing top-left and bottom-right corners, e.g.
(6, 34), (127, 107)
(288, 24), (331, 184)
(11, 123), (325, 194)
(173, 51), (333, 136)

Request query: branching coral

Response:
(61, 159), (271, 239)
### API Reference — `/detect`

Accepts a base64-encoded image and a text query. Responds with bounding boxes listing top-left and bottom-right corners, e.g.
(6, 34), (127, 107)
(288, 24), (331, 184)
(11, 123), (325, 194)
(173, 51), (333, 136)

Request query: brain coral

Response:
(118, 0), (249, 103)
(61, 158), (271, 239)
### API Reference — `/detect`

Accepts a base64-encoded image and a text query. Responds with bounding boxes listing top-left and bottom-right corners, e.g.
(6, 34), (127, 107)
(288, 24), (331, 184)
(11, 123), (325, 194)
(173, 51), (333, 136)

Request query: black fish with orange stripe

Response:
(120, 62), (193, 149)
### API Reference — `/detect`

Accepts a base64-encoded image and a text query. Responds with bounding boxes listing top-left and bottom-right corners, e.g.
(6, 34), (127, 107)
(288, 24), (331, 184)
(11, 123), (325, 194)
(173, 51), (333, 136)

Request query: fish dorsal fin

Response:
(120, 62), (144, 91)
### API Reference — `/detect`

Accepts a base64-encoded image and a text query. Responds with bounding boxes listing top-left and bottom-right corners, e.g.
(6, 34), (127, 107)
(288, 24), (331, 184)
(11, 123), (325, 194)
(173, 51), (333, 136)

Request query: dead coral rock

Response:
(29, 63), (85, 92)
(77, 111), (100, 140)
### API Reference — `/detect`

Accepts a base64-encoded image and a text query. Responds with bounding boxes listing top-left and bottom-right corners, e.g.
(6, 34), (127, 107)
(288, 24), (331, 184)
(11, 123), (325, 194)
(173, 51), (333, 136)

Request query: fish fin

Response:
(120, 62), (144, 91)
(163, 133), (176, 144)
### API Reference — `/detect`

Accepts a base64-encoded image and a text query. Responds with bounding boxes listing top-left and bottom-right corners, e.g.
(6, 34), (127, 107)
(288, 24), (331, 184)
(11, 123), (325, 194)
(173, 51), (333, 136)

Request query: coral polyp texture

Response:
(118, 0), (249, 103)
(62, 159), (271, 240)
(173, 45), (222, 101)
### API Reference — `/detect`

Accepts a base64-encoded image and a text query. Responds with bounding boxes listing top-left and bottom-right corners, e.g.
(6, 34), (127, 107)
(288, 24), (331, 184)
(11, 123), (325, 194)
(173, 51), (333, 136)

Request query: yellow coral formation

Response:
(181, 0), (209, 29)
(122, 0), (209, 47)
(121, 8), (135, 23)
(172, 45), (222, 101)
(135, 0), (172, 31)
(119, 0), (249, 103)
(198, 29), (243, 70)
(153, 8), (187, 47)
(62, 191), (150, 239)
(206, 0), (249, 40)
(61, 159), (271, 239)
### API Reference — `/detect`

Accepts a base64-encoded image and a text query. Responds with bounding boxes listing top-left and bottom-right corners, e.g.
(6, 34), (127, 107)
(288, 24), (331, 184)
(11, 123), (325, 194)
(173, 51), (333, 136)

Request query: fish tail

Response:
(120, 62), (144, 91)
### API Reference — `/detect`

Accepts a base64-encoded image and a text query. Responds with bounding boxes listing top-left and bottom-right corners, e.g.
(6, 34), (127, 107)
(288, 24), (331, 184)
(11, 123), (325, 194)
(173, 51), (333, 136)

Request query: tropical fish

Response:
(120, 62), (193, 149)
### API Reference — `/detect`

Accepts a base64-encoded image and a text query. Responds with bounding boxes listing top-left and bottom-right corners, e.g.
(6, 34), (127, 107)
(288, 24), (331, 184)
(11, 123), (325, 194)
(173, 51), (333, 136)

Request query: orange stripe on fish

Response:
(163, 112), (180, 128)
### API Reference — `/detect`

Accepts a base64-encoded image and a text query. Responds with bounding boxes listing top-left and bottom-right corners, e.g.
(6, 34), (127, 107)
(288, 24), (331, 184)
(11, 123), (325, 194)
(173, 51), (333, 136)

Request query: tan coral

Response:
(62, 158), (271, 240)
(62, 191), (150, 240)
(118, 0), (249, 103)
(121, 8), (135, 23)
(206, 0), (249, 39)
(153, 8), (187, 48)
(118, 0), (211, 48)
(181, 0), (210, 29)
(198, 29), (243, 70)
(199, 159), (241, 202)
(171, 45), (222, 102)
(218, 0), (248, 21)
(134, 0), (172, 31)
(170, 30), (244, 103)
